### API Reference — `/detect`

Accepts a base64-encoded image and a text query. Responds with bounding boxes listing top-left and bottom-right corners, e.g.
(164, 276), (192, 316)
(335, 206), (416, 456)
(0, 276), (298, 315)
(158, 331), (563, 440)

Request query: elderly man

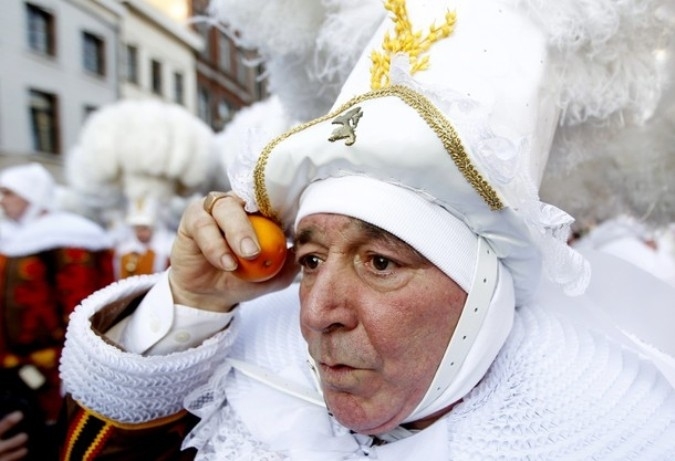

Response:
(0, 162), (114, 460)
(55, 0), (674, 459)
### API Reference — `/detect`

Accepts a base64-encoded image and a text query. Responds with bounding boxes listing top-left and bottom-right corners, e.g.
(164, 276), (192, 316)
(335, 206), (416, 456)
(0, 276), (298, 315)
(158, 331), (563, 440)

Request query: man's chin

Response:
(325, 396), (406, 436)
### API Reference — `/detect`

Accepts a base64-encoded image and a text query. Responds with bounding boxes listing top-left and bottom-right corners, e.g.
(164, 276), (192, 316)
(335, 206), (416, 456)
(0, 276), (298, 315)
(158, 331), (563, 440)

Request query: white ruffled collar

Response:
(0, 211), (112, 256)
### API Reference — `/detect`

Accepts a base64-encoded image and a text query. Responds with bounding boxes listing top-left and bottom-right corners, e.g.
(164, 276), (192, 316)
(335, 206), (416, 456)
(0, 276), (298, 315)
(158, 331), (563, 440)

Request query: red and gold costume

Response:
(0, 211), (114, 423)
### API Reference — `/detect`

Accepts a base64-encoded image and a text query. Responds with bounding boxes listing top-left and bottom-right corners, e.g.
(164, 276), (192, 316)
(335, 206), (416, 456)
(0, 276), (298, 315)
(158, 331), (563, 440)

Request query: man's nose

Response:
(300, 261), (359, 333)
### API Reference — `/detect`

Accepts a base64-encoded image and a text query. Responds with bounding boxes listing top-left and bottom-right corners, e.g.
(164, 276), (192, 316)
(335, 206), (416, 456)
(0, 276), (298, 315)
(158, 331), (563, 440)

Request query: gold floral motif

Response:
(370, 0), (456, 90)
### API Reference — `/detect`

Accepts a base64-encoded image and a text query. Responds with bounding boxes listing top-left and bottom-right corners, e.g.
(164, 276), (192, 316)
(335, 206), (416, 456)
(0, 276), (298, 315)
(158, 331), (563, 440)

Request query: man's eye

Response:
(372, 255), (391, 271)
(298, 254), (321, 270)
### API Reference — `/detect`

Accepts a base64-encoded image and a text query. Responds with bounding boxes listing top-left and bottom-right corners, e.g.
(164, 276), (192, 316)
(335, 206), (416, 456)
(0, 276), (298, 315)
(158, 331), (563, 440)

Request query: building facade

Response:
(118, 0), (202, 114)
(190, 0), (267, 132)
(0, 0), (267, 180)
(0, 0), (123, 174)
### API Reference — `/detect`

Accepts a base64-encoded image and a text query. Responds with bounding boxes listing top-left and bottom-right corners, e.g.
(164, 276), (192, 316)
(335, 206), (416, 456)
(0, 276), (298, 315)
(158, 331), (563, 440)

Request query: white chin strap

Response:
(403, 237), (514, 423)
(225, 234), (515, 439)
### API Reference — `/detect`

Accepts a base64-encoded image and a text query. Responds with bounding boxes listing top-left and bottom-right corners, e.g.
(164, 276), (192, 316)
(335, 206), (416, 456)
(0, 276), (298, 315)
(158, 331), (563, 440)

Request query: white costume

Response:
(61, 265), (675, 460)
(59, 0), (675, 459)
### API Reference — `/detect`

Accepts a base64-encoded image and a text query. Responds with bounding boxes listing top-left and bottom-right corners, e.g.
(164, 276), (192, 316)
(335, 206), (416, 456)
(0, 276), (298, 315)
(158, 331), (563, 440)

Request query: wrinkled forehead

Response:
(295, 213), (422, 257)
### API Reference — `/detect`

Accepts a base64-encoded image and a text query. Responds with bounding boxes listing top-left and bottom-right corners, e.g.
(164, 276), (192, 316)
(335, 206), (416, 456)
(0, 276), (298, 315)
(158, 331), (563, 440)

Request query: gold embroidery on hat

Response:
(254, 86), (503, 220)
(371, 0), (456, 90)
(327, 106), (363, 146)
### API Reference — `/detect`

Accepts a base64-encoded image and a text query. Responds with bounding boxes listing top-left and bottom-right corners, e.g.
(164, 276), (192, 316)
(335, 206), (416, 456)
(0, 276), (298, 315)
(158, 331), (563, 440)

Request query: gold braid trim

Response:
(371, 0), (456, 90)
(253, 85), (503, 220)
(73, 399), (190, 430)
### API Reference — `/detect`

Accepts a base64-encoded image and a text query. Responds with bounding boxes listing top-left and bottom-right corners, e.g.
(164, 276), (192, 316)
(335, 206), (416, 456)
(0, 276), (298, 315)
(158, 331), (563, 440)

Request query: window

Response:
(174, 72), (184, 105)
(29, 89), (59, 154)
(236, 49), (251, 87)
(197, 86), (211, 126)
(215, 100), (232, 129)
(254, 63), (268, 99)
(126, 45), (138, 84)
(151, 59), (162, 95)
(26, 3), (55, 56)
(195, 22), (211, 61)
(217, 32), (231, 72)
(82, 31), (105, 76)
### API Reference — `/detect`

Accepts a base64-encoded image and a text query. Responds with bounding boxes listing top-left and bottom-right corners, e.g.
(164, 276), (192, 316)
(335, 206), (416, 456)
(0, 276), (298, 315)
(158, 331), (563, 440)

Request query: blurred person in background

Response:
(573, 214), (675, 288)
(0, 162), (114, 460)
(113, 196), (174, 280)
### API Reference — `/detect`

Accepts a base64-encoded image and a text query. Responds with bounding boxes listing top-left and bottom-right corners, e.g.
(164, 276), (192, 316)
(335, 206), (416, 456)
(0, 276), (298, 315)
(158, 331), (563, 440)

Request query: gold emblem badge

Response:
(328, 107), (363, 146)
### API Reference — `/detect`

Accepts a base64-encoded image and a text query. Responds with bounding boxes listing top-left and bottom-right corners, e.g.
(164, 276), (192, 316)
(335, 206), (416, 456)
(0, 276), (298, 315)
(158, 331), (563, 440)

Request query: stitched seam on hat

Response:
(389, 85), (503, 210)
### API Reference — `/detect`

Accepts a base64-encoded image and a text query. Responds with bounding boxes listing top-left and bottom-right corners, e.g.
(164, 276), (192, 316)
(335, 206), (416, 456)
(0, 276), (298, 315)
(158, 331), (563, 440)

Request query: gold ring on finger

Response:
(203, 191), (230, 215)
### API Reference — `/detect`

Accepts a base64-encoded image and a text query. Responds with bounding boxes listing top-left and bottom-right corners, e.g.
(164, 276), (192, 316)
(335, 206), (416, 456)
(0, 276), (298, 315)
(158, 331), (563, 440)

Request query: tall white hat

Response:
(227, 0), (669, 301)
(232, 0), (593, 302)
(125, 195), (159, 227)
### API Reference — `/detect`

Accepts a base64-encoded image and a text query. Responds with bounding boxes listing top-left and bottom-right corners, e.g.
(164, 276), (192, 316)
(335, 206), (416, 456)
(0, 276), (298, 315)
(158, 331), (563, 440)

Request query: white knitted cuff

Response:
(60, 274), (238, 424)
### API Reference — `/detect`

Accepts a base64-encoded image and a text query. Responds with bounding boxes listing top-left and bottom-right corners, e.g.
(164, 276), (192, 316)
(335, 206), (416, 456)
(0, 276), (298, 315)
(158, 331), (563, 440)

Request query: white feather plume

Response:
(208, 0), (385, 121)
(65, 100), (218, 225)
(216, 95), (295, 212)
(532, 0), (675, 227)
(520, 0), (669, 125)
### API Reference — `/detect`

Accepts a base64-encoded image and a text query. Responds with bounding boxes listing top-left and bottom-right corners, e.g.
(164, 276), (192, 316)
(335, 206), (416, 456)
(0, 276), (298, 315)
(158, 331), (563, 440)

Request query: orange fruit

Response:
(233, 214), (288, 282)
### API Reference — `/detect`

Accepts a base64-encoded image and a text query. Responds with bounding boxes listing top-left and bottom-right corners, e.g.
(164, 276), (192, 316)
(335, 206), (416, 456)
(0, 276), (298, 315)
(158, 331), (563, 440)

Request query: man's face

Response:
(0, 187), (30, 221)
(296, 213), (466, 435)
(134, 225), (154, 244)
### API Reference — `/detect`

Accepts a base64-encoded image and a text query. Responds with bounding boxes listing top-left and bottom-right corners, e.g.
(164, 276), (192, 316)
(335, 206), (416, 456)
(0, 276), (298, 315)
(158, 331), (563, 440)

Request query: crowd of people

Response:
(0, 162), (176, 460)
(1, 0), (674, 459)
(0, 162), (115, 458)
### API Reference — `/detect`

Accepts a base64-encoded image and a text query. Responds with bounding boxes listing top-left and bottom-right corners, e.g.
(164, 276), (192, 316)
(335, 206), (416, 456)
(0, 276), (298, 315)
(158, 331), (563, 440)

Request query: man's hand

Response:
(0, 412), (28, 461)
(168, 192), (299, 312)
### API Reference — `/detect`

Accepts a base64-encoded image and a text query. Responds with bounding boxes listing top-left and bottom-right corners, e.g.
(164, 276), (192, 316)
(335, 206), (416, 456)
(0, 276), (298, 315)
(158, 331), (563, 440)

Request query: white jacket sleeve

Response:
(106, 270), (234, 355)
(60, 273), (239, 424)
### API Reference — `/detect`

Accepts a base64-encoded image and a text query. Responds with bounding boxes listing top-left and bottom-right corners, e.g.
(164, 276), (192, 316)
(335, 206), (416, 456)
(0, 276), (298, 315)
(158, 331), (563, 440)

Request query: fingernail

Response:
(221, 254), (238, 271)
(6, 411), (24, 422)
(240, 237), (260, 257)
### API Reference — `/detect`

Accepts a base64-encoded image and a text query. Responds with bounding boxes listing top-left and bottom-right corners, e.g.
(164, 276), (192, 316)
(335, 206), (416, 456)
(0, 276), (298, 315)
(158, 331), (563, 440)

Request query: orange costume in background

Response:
(118, 248), (160, 279)
(114, 196), (174, 280)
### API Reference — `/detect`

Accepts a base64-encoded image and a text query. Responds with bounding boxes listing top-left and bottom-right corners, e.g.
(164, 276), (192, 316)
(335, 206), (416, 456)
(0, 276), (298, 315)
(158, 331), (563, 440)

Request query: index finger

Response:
(0, 411), (23, 437)
(208, 192), (264, 261)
